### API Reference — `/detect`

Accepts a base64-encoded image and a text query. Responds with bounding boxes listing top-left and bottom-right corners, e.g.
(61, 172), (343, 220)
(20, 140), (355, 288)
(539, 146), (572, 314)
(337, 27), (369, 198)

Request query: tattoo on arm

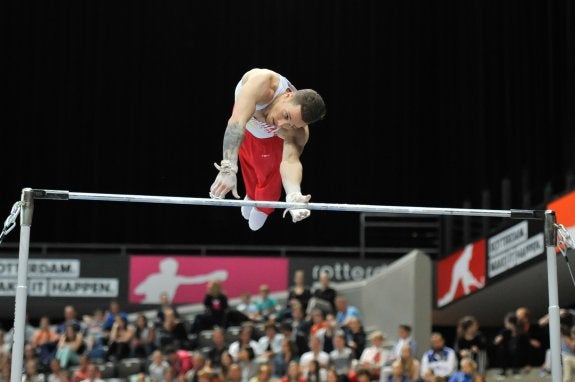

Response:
(222, 122), (245, 165)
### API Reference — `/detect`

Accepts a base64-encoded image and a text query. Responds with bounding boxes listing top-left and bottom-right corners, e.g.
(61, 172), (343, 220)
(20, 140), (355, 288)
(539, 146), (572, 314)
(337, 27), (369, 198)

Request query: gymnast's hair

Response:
(293, 89), (326, 124)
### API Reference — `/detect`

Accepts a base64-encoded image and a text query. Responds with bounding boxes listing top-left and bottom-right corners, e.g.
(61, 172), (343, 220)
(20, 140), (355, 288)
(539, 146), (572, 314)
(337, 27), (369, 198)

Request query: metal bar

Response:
(544, 211), (561, 382)
(29, 189), (538, 219)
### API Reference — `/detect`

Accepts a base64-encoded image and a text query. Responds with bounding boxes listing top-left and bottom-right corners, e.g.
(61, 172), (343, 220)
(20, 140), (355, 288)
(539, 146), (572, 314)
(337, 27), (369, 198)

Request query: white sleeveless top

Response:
(234, 74), (297, 138)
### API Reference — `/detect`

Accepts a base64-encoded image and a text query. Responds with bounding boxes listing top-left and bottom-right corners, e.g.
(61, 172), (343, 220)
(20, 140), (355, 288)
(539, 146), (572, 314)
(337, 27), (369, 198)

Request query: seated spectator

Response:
(256, 285), (281, 322)
(192, 280), (229, 333)
(303, 359), (327, 382)
(106, 315), (134, 362)
(22, 359), (44, 382)
(396, 343), (420, 382)
(257, 323), (285, 362)
(71, 355), (91, 382)
(31, 317), (59, 369)
(79, 362), (104, 382)
(358, 331), (388, 380)
(55, 325), (84, 369)
(130, 313), (156, 358)
(319, 316), (338, 354)
(300, 335), (330, 371)
(103, 300), (129, 332)
(334, 297), (361, 328)
(329, 330), (354, 378)
(156, 291), (180, 325)
(342, 317), (366, 360)
(149, 350), (170, 382)
(83, 309), (107, 361)
(46, 358), (67, 382)
(57, 306), (83, 335)
(282, 360), (306, 382)
(206, 327), (229, 370)
(273, 338), (299, 378)
(310, 272), (337, 315)
(447, 358), (480, 382)
(236, 291), (259, 321)
(228, 324), (259, 362)
(515, 306), (545, 369)
(286, 302), (311, 357)
(420, 333), (457, 381)
(165, 345), (194, 382)
(389, 325), (416, 365)
(219, 351), (235, 380)
(249, 363), (277, 382)
(238, 347), (259, 382)
(386, 361), (408, 382)
(453, 316), (486, 378)
(326, 366), (342, 382)
(310, 309), (329, 338)
(227, 363), (243, 382)
(355, 369), (372, 382)
(156, 307), (189, 351)
(184, 352), (207, 382)
(288, 270), (312, 312)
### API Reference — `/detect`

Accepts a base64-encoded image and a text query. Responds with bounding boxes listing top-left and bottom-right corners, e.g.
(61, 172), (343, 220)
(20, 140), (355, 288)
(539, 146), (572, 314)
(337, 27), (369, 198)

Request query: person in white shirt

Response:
(389, 325), (416, 364)
(420, 333), (457, 379)
(257, 323), (284, 362)
(80, 363), (105, 382)
(359, 330), (388, 380)
(300, 335), (330, 371)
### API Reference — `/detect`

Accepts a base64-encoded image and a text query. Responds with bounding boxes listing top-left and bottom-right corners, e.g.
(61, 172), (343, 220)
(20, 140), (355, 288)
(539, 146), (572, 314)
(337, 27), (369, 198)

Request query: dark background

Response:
(1, 0), (574, 249)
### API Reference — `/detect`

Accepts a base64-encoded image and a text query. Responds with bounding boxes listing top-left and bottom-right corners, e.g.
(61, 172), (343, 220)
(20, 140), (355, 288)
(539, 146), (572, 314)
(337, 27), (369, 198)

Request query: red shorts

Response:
(239, 130), (284, 215)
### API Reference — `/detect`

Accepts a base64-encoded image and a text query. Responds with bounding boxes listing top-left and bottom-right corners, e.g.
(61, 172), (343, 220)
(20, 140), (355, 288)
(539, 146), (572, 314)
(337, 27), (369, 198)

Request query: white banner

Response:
(48, 278), (118, 297)
(0, 279), (48, 296)
(488, 221), (529, 258)
(488, 233), (544, 277)
(0, 259), (80, 278)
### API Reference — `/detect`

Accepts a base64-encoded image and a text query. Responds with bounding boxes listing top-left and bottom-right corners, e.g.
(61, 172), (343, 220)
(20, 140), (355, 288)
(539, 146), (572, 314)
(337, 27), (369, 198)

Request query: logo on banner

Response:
(130, 256), (288, 304)
(437, 240), (486, 308)
(548, 191), (575, 254)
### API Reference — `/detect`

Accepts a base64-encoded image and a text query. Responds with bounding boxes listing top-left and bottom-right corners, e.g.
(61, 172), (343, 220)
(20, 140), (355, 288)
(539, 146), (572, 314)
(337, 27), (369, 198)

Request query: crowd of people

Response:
(1, 271), (574, 382)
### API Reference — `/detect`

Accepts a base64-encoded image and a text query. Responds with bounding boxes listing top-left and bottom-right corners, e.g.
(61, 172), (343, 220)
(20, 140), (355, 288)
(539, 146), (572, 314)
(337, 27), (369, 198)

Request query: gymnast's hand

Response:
(283, 192), (311, 223)
(210, 160), (240, 199)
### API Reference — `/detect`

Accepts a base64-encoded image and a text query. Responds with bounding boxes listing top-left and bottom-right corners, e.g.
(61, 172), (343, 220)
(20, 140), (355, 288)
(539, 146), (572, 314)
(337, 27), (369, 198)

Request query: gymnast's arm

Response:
(280, 127), (309, 195)
(209, 72), (274, 198)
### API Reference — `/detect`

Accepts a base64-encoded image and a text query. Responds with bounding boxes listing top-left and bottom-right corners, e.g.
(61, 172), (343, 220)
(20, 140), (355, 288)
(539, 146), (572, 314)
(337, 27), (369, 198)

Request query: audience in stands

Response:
(255, 285), (281, 323)
(453, 316), (486, 378)
(334, 296), (361, 328)
(287, 271), (312, 313)
(389, 325), (416, 365)
(55, 325), (84, 369)
(130, 313), (156, 358)
(106, 316), (134, 362)
(156, 307), (189, 351)
(343, 317), (366, 360)
(310, 273), (337, 315)
(358, 330), (388, 381)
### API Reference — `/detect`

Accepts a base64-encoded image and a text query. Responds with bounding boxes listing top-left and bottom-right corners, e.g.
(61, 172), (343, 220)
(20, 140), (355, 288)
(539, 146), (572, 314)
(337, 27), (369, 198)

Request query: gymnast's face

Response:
(268, 93), (306, 130)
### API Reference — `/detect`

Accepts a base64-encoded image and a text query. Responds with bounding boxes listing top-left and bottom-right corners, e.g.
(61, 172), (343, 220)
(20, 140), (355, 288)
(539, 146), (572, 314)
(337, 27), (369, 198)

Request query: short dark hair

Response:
(293, 89), (326, 124)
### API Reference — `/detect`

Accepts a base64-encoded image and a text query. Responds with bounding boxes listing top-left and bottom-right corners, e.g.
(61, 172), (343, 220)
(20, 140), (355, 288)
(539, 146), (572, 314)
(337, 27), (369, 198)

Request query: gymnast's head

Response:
(270, 89), (326, 130)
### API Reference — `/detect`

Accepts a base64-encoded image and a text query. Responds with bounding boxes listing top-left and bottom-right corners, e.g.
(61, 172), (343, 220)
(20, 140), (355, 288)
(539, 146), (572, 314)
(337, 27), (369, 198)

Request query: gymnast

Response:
(209, 68), (326, 230)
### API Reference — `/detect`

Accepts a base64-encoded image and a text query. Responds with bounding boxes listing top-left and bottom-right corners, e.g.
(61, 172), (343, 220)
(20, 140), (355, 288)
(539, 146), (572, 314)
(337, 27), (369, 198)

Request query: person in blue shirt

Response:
(334, 296), (361, 327)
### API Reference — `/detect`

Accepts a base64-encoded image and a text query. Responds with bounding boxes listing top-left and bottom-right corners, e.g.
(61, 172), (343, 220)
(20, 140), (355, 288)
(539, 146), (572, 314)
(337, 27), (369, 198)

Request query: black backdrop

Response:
(1, 1), (574, 248)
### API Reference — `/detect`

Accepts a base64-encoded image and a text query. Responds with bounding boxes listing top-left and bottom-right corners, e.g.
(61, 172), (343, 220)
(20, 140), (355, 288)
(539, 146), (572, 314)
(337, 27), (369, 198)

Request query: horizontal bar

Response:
(26, 188), (535, 219)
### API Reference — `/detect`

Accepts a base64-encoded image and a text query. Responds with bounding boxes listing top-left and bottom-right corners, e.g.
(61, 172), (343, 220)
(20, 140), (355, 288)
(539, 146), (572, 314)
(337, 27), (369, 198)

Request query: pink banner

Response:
(129, 255), (288, 304)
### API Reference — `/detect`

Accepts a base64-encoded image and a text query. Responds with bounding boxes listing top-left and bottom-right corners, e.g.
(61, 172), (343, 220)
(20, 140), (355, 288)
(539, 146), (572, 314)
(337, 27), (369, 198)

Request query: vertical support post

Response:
(10, 188), (34, 382)
(544, 210), (561, 382)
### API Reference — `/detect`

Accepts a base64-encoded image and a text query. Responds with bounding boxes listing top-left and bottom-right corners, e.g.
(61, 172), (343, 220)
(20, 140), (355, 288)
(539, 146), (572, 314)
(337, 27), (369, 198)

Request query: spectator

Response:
(206, 327), (229, 370)
(320, 316), (338, 354)
(80, 362), (104, 382)
(420, 333), (457, 381)
(453, 316), (486, 377)
(83, 309), (106, 362)
(311, 273), (337, 315)
(156, 307), (189, 351)
(282, 361), (305, 382)
(334, 297), (361, 328)
(106, 315), (134, 362)
(149, 350), (170, 382)
(57, 306), (82, 335)
(192, 280), (230, 333)
(71, 355), (91, 382)
(342, 317), (366, 360)
(156, 291), (180, 325)
(358, 331), (388, 380)
(288, 271), (312, 312)
(46, 358), (67, 382)
(227, 363), (243, 382)
(493, 312), (519, 377)
(130, 313), (156, 358)
(304, 359), (326, 382)
(515, 306), (545, 369)
(229, 325), (259, 362)
(447, 358), (480, 382)
(165, 345), (194, 382)
(326, 367), (341, 382)
(55, 325), (84, 369)
(273, 338), (299, 378)
(310, 309), (329, 338)
(561, 325), (575, 382)
(31, 317), (59, 369)
(286, 301), (311, 357)
(397, 343), (421, 382)
(22, 359), (44, 382)
(184, 352), (207, 382)
(355, 369), (371, 382)
(389, 325), (416, 364)
(256, 285), (281, 322)
(103, 300), (128, 332)
(249, 363), (277, 382)
(257, 323), (285, 362)
(300, 335), (330, 371)
(386, 361), (408, 382)
(237, 347), (259, 382)
(219, 351), (235, 381)
(329, 330), (354, 378)
(236, 291), (260, 321)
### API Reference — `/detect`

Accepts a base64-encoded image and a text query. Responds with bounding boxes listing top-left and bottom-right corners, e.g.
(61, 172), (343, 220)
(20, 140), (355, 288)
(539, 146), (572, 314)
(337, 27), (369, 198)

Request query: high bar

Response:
(29, 188), (545, 220)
